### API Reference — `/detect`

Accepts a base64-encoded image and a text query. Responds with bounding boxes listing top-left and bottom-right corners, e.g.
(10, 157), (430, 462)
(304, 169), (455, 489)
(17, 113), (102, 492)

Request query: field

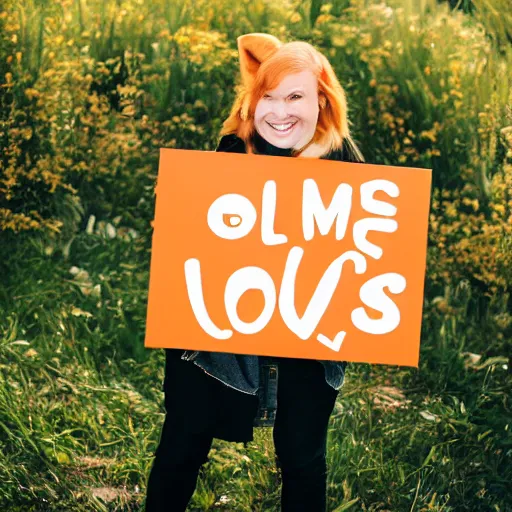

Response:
(1, 0), (511, 510)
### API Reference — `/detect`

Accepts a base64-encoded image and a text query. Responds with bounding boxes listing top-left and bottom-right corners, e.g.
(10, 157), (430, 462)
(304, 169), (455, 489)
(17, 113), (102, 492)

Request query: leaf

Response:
(71, 307), (93, 318)
(90, 486), (130, 503)
(420, 410), (439, 422)
(460, 352), (483, 369)
(474, 356), (508, 371)
(333, 498), (360, 511)
(56, 452), (71, 464)
(421, 445), (436, 468)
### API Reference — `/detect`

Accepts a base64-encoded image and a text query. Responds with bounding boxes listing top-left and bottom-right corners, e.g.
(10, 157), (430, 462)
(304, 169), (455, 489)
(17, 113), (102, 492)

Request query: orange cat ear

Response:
(237, 33), (282, 87)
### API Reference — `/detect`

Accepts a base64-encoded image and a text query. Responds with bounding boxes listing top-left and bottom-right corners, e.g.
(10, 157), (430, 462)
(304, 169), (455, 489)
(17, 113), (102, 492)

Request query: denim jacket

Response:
(179, 132), (363, 422)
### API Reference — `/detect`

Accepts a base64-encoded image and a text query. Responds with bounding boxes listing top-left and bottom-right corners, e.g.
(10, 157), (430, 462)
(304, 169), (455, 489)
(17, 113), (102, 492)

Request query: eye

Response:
(290, 94), (302, 100)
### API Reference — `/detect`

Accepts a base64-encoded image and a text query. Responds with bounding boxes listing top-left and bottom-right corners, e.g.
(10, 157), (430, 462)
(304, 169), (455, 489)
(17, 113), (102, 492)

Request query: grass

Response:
(0, 227), (510, 511)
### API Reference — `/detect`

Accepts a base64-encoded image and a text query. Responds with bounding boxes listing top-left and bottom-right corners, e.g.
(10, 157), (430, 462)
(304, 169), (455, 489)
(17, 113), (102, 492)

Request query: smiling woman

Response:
(145, 32), (364, 512)
(221, 33), (364, 160)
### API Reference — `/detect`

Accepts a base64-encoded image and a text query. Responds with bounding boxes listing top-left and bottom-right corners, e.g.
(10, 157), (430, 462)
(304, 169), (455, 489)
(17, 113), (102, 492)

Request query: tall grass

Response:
(1, 237), (510, 510)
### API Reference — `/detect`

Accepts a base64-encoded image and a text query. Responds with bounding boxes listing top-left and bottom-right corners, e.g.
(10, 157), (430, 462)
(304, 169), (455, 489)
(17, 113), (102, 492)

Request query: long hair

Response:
(220, 37), (364, 162)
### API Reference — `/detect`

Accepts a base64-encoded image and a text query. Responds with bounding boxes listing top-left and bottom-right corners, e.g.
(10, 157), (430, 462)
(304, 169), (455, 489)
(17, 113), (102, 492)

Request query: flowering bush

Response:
(1, 0), (511, 296)
(428, 123), (512, 295)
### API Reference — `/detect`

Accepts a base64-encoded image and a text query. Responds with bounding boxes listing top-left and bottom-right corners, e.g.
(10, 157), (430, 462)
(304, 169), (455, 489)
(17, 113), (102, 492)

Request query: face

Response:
(254, 70), (319, 150)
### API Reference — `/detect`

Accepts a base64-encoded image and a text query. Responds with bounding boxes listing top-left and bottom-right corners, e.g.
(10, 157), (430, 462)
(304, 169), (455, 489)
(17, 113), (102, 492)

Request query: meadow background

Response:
(1, 0), (511, 510)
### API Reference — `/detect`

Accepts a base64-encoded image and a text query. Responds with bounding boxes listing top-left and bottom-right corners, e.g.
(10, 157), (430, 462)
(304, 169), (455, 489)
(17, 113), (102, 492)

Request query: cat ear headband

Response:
(237, 33), (282, 87)
(237, 33), (281, 120)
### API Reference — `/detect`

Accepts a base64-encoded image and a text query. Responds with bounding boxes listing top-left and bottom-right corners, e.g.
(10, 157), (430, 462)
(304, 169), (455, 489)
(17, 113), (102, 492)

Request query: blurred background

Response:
(0, 0), (511, 510)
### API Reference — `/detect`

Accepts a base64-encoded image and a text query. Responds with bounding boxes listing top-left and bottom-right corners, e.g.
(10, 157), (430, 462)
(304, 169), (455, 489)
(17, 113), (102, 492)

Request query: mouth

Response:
(266, 121), (297, 135)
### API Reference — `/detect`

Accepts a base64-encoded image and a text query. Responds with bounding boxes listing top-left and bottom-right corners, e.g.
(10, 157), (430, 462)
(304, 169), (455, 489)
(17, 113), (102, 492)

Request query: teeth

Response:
(269, 122), (295, 131)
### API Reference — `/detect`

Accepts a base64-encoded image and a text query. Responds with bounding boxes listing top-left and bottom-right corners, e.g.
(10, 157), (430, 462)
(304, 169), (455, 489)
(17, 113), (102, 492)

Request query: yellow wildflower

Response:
(331, 35), (346, 47)
(450, 89), (463, 99)
(420, 129), (437, 143)
(493, 204), (505, 215)
(361, 33), (372, 47)
(290, 12), (302, 23)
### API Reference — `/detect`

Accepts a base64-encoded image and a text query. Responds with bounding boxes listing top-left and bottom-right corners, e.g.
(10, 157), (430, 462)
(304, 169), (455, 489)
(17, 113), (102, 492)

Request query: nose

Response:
(272, 100), (289, 121)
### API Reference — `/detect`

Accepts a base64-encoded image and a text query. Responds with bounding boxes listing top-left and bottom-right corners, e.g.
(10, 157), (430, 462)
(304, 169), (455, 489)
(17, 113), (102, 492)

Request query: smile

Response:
(266, 121), (297, 134)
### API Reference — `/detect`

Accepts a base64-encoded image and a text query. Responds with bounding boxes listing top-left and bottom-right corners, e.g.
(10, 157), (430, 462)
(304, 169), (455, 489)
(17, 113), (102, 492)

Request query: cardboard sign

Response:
(145, 148), (431, 366)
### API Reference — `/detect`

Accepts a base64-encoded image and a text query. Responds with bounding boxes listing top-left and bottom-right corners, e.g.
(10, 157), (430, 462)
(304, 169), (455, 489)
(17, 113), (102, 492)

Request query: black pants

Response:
(145, 355), (339, 511)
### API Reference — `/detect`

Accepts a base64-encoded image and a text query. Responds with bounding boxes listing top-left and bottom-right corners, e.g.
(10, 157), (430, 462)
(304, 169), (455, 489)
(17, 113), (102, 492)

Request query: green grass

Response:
(0, 229), (510, 511)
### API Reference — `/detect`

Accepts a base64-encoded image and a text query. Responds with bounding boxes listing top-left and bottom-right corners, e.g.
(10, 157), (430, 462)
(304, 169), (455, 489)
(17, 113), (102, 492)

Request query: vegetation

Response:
(1, 0), (511, 510)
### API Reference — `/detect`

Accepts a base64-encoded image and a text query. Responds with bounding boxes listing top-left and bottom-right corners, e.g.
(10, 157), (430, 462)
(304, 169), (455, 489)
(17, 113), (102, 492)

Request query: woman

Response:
(145, 32), (364, 512)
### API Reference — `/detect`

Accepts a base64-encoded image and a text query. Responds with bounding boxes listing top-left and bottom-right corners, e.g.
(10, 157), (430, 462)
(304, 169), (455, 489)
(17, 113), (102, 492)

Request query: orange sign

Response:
(145, 148), (431, 366)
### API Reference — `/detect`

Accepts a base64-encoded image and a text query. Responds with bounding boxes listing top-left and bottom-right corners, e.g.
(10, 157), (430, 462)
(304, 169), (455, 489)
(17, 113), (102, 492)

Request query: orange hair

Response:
(220, 34), (364, 161)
